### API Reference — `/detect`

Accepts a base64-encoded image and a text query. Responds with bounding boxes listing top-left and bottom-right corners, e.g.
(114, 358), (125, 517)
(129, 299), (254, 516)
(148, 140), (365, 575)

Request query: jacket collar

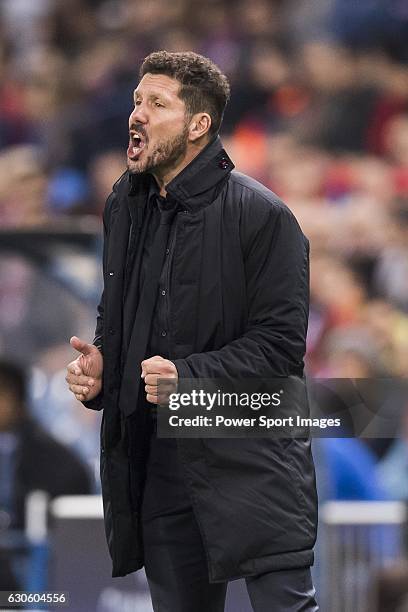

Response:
(128, 136), (234, 212)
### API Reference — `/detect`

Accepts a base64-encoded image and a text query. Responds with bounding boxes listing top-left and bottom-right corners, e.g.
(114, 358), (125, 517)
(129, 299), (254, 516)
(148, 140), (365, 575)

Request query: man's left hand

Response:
(141, 355), (178, 404)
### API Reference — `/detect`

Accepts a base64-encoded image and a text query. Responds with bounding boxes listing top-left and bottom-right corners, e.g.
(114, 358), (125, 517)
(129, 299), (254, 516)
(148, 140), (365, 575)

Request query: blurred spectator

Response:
(384, 114), (408, 166)
(329, 0), (408, 61)
(375, 206), (408, 311)
(298, 41), (379, 152)
(318, 437), (388, 500)
(0, 145), (50, 227)
(0, 358), (92, 531)
(0, 358), (92, 589)
(0, 255), (86, 366)
(87, 148), (126, 216)
(374, 562), (408, 612)
(377, 406), (408, 500)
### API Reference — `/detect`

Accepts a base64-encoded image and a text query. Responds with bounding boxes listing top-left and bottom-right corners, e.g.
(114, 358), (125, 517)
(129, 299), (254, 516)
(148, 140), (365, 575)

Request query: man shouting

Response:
(66, 51), (318, 611)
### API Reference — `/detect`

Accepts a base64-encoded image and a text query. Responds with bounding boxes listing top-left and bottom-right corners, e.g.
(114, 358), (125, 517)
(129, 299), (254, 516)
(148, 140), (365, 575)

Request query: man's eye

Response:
(155, 102), (164, 108)
(134, 100), (141, 106)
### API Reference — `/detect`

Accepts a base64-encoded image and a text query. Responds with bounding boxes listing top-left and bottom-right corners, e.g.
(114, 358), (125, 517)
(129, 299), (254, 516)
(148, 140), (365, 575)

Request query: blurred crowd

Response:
(0, 0), (407, 605)
(0, 0), (407, 378)
(0, 0), (407, 504)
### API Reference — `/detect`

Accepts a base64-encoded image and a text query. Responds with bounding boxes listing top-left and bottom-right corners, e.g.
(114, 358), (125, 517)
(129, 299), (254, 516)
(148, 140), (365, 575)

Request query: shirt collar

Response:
(147, 176), (178, 213)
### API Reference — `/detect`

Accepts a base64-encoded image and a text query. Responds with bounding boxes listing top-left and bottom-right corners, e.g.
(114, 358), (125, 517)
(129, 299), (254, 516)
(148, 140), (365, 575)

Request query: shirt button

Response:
(109, 271), (114, 276)
(165, 248), (170, 255)
(161, 289), (166, 296)
(161, 330), (167, 337)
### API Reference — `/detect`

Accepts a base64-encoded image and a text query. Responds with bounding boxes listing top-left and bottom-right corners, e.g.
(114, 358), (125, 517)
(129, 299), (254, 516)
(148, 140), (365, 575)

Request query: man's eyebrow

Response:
(133, 90), (173, 103)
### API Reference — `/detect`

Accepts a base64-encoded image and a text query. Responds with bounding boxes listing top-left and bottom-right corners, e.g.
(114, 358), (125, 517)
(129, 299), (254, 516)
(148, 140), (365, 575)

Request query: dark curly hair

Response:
(140, 51), (230, 137)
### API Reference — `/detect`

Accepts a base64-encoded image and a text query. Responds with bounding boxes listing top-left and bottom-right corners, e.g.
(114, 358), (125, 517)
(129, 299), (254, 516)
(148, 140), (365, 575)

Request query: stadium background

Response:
(0, 0), (407, 610)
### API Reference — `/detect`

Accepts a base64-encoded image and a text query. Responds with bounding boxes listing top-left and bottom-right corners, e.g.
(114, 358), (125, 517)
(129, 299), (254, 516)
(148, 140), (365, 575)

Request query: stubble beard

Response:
(127, 125), (189, 177)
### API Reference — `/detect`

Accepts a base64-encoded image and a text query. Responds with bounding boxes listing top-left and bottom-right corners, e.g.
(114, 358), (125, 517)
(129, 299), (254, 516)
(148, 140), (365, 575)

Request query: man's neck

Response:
(151, 138), (210, 197)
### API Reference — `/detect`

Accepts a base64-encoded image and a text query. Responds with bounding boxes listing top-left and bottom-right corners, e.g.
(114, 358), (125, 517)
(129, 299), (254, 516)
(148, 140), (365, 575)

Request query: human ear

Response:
(188, 113), (212, 142)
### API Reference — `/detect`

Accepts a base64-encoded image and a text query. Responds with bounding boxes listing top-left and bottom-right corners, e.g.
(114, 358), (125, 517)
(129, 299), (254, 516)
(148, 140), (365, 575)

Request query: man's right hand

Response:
(66, 336), (103, 402)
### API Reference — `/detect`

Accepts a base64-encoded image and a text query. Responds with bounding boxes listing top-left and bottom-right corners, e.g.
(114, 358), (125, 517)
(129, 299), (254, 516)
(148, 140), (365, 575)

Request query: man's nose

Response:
(129, 103), (148, 126)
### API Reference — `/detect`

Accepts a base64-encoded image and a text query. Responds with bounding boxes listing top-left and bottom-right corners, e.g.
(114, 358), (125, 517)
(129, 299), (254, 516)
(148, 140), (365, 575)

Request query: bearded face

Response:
(127, 122), (189, 176)
(127, 73), (191, 178)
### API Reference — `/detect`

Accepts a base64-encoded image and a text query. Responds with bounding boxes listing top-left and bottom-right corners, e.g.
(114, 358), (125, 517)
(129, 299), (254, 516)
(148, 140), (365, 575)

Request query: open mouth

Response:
(127, 131), (147, 160)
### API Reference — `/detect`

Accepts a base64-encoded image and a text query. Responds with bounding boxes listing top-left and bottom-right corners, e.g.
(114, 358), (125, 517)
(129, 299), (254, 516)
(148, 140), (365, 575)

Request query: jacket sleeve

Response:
(91, 192), (112, 352)
(173, 202), (309, 380)
(81, 190), (115, 411)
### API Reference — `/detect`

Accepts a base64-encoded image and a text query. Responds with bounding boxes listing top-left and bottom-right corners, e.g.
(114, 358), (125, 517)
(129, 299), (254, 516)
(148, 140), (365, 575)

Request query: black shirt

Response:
(141, 183), (176, 361)
(122, 176), (179, 424)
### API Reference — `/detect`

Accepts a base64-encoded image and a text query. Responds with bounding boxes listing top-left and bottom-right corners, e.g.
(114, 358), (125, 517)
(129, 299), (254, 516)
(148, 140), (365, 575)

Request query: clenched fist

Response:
(141, 355), (178, 405)
(66, 336), (103, 402)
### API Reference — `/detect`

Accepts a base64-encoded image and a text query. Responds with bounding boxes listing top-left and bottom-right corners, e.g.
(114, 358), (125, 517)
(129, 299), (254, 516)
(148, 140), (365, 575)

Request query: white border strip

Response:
(51, 495), (103, 519)
(321, 501), (406, 525)
(51, 497), (406, 525)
